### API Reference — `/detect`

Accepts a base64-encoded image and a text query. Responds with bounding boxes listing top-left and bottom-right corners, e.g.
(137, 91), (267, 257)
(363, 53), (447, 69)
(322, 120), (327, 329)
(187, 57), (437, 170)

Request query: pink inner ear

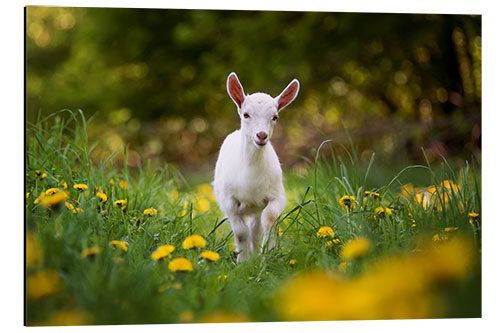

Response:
(278, 81), (299, 110)
(228, 75), (245, 108)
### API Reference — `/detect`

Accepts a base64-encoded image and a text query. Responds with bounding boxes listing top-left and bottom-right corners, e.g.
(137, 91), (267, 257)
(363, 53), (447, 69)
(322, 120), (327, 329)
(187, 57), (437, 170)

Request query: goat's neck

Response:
(241, 134), (267, 166)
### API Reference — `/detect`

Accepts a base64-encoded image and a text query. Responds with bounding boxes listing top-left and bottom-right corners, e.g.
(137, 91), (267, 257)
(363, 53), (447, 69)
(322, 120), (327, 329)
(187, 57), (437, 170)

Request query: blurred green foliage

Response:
(26, 7), (481, 171)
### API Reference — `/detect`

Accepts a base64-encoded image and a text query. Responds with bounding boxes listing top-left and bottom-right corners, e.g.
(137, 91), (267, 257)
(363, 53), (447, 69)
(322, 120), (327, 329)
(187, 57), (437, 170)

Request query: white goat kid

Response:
(213, 72), (300, 262)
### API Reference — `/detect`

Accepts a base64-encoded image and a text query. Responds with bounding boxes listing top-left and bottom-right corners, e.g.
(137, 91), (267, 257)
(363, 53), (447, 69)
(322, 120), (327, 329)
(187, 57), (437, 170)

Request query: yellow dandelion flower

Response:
(45, 188), (60, 196)
(340, 237), (371, 260)
(26, 270), (61, 300)
(114, 199), (127, 206)
(217, 275), (228, 281)
(444, 227), (458, 232)
(65, 201), (75, 211)
(40, 190), (69, 208)
(179, 199), (190, 216)
(182, 235), (207, 249)
(151, 244), (175, 261)
(62, 181), (68, 189)
(468, 212), (479, 218)
(168, 257), (193, 272)
(325, 239), (340, 248)
(317, 226), (335, 238)
(73, 184), (88, 191)
(288, 259), (297, 266)
(72, 207), (84, 214)
(364, 191), (380, 198)
(143, 208), (158, 216)
(109, 179), (115, 185)
(81, 246), (101, 258)
(109, 240), (128, 252)
(96, 192), (108, 203)
(200, 250), (220, 262)
(339, 195), (356, 210)
(26, 192), (30, 199)
(374, 206), (392, 217)
(197, 197), (211, 212)
(119, 180), (128, 189)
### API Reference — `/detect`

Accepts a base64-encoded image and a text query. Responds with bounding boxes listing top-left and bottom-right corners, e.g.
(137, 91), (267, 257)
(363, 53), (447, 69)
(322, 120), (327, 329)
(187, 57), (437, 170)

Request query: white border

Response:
(3, 1), (499, 332)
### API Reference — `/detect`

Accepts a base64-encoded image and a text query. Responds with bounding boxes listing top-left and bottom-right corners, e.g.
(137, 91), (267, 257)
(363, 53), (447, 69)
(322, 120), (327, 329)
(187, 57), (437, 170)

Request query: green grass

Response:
(26, 110), (481, 325)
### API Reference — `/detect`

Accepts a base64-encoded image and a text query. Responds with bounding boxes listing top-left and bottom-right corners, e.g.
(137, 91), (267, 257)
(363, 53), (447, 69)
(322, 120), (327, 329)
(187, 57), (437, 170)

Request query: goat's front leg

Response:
(260, 197), (286, 252)
(224, 198), (250, 262)
(248, 214), (262, 254)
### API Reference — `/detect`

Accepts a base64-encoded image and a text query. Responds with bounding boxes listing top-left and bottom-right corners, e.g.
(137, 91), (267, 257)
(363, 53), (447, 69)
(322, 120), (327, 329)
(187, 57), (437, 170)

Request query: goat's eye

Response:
(272, 115), (278, 121)
(243, 113), (250, 119)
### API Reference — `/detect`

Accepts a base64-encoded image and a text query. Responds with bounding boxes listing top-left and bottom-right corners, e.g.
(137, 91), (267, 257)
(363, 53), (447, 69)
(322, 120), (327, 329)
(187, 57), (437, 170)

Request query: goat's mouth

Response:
(253, 138), (267, 147)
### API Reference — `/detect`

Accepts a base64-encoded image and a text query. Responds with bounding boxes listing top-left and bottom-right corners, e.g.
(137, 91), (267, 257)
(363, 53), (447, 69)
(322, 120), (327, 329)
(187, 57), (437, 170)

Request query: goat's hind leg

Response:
(260, 198), (285, 252)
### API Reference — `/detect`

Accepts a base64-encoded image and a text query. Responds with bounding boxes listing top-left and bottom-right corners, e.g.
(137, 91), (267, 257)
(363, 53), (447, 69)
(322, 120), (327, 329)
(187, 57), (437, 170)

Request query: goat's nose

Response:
(256, 132), (268, 140)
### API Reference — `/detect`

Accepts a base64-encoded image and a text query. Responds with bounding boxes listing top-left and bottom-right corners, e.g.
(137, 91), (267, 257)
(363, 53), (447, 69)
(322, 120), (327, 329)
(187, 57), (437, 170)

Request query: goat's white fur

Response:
(213, 72), (300, 262)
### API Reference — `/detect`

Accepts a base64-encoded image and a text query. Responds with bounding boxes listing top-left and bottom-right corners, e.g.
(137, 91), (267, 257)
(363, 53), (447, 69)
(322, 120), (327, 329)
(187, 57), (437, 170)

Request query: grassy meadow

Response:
(25, 110), (481, 325)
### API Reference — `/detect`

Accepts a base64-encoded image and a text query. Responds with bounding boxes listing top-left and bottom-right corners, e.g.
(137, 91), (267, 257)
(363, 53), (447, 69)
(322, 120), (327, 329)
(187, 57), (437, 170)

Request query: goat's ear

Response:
(276, 79), (300, 111)
(227, 72), (245, 109)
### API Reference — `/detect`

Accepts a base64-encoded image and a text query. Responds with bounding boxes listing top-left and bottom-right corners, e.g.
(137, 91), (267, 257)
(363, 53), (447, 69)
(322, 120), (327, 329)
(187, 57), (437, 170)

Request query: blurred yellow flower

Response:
(340, 237), (371, 260)
(109, 240), (128, 252)
(178, 310), (194, 323)
(197, 183), (216, 201)
(444, 227), (458, 232)
(217, 275), (228, 281)
(143, 208), (158, 216)
(339, 195), (356, 210)
(81, 246), (101, 258)
(168, 257), (193, 272)
(338, 261), (348, 273)
(151, 244), (175, 261)
(168, 190), (179, 202)
(316, 226), (335, 238)
(27, 270), (61, 300)
(201, 311), (250, 323)
(96, 192), (108, 203)
(26, 192), (30, 199)
(73, 184), (88, 191)
(200, 250), (220, 262)
(275, 235), (476, 321)
(432, 233), (448, 242)
(26, 233), (42, 269)
(38, 309), (92, 326)
(119, 180), (128, 189)
(374, 206), (392, 217)
(40, 190), (69, 208)
(182, 235), (207, 249)
(288, 259), (297, 266)
(197, 197), (211, 212)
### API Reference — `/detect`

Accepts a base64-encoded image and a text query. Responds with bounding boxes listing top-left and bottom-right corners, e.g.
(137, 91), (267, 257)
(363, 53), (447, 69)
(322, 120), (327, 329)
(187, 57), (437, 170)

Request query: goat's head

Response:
(227, 72), (300, 148)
